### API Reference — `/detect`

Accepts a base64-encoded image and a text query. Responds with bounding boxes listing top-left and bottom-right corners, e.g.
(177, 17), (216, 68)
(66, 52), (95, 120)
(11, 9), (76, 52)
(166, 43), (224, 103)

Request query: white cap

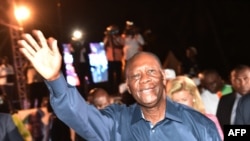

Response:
(164, 69), (176, 80)
(119, 83), (127, 94)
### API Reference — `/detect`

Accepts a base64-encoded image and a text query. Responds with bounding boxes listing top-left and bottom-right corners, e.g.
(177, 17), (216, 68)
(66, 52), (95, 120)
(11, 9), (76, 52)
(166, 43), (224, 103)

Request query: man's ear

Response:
(161, 69), (167, 85)
(126, 79), (131, 94)
(127, 86), (131, 94)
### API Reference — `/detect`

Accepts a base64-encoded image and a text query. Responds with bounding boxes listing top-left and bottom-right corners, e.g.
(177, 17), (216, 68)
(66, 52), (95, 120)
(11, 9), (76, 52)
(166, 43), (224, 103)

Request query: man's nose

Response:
(140, 73), (151, 83)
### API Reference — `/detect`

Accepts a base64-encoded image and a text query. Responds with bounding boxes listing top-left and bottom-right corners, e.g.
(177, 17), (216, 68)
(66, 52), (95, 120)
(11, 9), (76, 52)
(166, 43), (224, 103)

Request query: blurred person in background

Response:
(23, 109), (45, 141)
(166, 76), (224, 140)
(122, 21), (145, 65)
(46, 100), (72, 141)
(24, 61), (49, 108)
(162, 50), (182, 76)
(0, 112), (24, 141)
(0, 95), (32, 141)
(87, 87), (113, 110)
(103, 24), (124, 94)
(181, 46), (200, 78)
(0, 56), (15, 111)
(199, 69), (233, 115)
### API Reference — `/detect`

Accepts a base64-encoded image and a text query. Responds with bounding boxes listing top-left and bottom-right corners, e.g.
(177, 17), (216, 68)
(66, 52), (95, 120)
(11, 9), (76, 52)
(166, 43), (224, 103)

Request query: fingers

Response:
(48, 37), (60, 54)
(18, 40), (36, 61)
(19, 30), (50, 51)
(33, 30), (49, 49)
(19, 47), (34, 62)
(18, 30), (59, 60)
(18, 29), (48, 62)
(21, 33), (41, 52)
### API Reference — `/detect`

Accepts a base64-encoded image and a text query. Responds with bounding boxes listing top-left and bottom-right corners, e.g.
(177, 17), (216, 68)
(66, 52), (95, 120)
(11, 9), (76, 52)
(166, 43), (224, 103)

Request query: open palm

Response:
(18, 30), (62, 80)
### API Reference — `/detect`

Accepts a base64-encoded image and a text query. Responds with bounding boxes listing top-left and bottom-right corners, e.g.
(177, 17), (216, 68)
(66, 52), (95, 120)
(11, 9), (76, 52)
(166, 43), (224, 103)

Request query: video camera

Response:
(104, 25), (119, 35)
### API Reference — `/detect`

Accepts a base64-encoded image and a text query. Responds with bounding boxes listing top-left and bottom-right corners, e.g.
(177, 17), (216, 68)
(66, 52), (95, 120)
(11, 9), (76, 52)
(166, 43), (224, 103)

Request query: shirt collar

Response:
(165, 98), (182, 123)
(131, 97), (183, 125)
(235, 92), (242, 99)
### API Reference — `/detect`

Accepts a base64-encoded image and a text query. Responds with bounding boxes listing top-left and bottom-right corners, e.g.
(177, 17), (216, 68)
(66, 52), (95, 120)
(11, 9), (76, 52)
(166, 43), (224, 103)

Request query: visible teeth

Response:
(141, 89), (151, 92)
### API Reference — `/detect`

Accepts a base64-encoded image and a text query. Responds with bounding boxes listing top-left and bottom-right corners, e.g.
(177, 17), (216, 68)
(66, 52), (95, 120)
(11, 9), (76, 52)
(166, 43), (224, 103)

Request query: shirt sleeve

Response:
(136, 34), (145, 46)
(206, 114), (224, 140)
(45, 73), (114, 140)
(202, 119), (222, 141)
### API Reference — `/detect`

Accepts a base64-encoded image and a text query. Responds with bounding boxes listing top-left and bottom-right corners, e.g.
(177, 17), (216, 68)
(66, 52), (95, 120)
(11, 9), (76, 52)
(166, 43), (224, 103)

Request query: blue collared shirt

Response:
(46, 73), (221, 141)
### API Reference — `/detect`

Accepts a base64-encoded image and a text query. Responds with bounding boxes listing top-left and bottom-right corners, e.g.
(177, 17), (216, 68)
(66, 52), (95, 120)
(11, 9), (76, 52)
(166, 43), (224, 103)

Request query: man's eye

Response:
(130, 74), (140, 80)
(182, 99), (188, 102)
(148, 69), (155, 74)
(244, 77), (249, 81)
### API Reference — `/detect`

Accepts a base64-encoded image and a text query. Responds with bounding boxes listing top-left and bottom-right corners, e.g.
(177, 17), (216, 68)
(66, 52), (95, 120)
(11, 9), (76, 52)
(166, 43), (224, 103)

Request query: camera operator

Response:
(122, 21), (145, 65)
(103, 25), (124, 94)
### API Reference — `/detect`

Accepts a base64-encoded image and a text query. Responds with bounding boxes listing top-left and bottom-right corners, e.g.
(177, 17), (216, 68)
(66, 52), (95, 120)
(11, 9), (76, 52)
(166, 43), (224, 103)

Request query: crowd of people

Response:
(0, 21), (250, 140)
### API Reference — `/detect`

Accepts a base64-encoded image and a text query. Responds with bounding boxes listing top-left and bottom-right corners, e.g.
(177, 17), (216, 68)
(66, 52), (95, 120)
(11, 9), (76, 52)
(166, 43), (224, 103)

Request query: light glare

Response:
(15, 6), (30, 21)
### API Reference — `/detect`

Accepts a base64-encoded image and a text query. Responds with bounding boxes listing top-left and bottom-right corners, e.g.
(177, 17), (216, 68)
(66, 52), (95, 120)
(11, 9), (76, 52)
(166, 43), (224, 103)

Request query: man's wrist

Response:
(46, 73), (61, 81)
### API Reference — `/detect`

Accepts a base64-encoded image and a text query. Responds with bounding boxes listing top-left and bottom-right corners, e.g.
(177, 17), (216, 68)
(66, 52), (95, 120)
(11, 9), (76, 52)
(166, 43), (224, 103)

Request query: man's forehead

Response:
(129, 60), (161, 71)
(126, 52), (162, 72)
(234, 70), (250, 77)
(131, 54), (160, 65)
(234, 74), (250, 79)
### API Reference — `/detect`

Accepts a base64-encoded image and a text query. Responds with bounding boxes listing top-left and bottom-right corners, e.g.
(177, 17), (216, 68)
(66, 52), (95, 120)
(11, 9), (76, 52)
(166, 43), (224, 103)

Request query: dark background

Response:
(1, 0), (250, 81)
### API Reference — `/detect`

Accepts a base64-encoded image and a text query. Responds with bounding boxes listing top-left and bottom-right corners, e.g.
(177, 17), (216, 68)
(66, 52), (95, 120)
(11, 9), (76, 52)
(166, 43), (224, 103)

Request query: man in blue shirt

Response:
(18, 30), (221, 141)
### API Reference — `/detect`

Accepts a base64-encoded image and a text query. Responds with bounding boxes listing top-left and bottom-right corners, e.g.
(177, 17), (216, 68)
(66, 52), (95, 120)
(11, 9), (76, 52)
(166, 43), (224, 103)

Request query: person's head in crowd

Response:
(199, 69), (223, 93)
(123, 20), (140, 37)
(164, 68), (176, 80)
(230, 64), (250, 95)
(186, 46), (197, 59)
(166, 76), (205, 113)
(1, 56), (9, 65)
(125, 52), (166, 109)
(88, 88), (112, 109)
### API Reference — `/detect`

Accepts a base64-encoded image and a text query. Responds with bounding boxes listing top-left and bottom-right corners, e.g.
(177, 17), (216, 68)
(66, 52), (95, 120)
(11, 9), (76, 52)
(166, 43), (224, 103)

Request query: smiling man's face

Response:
(126, 52), (166, 108)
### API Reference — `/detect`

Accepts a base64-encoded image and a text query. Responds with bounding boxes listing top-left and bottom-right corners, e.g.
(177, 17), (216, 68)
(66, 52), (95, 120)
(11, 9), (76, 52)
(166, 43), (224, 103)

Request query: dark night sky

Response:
(1, 0), (250, 80)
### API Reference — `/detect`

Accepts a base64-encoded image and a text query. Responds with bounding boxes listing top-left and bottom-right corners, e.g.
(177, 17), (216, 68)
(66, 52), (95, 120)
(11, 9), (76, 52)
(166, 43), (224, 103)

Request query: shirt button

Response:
(151, 129), (155, 133)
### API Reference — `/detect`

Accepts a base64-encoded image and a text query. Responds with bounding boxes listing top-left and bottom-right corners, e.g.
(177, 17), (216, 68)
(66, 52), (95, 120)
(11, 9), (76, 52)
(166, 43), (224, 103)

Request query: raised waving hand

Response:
(18, 30), (62, 81)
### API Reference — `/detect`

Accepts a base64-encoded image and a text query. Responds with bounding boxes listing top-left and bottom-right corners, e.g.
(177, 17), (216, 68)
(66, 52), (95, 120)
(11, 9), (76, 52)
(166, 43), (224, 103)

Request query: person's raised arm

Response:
(17, 30), (62, 81)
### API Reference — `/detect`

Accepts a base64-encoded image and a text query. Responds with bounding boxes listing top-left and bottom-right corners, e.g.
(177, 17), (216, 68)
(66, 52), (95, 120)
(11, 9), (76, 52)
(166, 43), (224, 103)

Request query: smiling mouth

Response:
(139, 88), (153, 92)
